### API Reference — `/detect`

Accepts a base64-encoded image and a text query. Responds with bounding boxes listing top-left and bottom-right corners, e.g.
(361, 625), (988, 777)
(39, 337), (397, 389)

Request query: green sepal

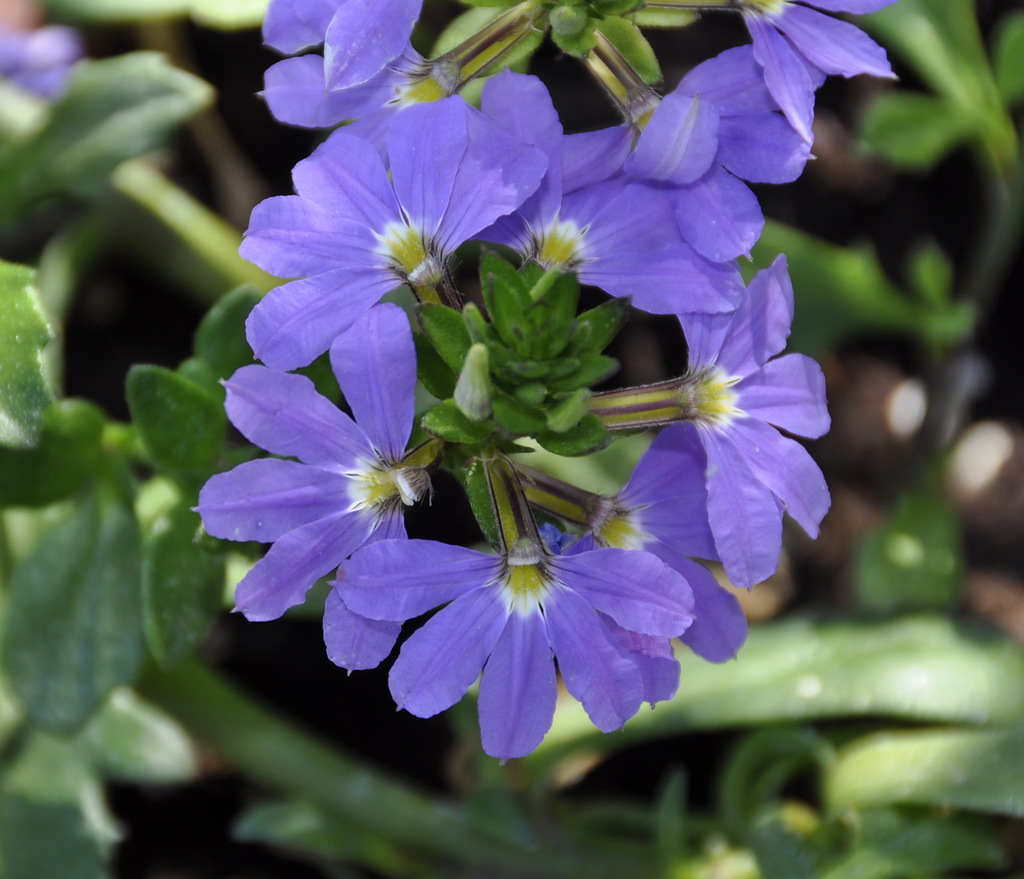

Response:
(596, 16), (661, 84)
(514, 382), (548, 406)
(418, 303), (472, 372)
(464, 457), (501, 551)
(0, 259), (54, 449)
(550, 5), (590, 37)
(524, 271), (580, 361)
(632, 7), (698, 28)
(414, 332), (457, 400)
(126, 364), (227, 472)
(0, 398), (105, 507)
(142, 499), (225, 668)
(421, 400), (493, 444)
(545, 389), (591, 433)
(590, 0), (645, 15)
(536, 413), (608, 456)
(573, 295), (631, 354)
(1, 473), (145, 732)
(547, 354), (619, 392)
(481, 250), (532, 356)
(462, 301), (493, 346)
(504, 356), (554, 381)
(492, 393), (548, 436)
(193, 285), (261, 381)
(551, 18), (597, 55)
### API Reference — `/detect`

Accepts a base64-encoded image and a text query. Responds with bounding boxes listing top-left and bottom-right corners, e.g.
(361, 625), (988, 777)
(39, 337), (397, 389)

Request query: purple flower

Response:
(332, 530), (695, 760)
(478, 70), (742, 316)
(264, 0), (421, 91)
(741, 0), (896, 141)
(0, 24), (83, 98)
(197, 304), (431, 629)
(674, 255), (831, 589)
(580, 427), (749, 662)
(240, 97), (546, 370)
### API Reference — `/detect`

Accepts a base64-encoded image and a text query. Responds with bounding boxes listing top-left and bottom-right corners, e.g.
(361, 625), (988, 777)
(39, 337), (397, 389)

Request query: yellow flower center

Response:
(596, 511), (647, 551)
(390, 69), (449, 108)
(740, 0), (787, 16)
(534, 219), (585, 270)
(378, 222), (445, 291)
(692, 367), (741, 425)
(349, 464), (428, 512)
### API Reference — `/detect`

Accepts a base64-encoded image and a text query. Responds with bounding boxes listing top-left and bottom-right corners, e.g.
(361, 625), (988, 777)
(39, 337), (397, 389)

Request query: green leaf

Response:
(827, 725), (1024, 817)
(193, 285), (260, 382)
(532, 616), (1024, 758)
(573, 297), (630, 355)
(2, 480), (145, 732)
(0, 53), (213, 227)
(823, 807), (1006, 879)
(414, 332), (457, 400)
(752, 222), (974, 357)
(421, 400), (493, 444)
(481, 250), (532, 354)
(0, 399), (104, 508)
(548, 354), (618, 393)
(859, 92), (974, 170)
(749, 819), (818, 879)
(906, 239), (953, 307)
(536, 413), (608, 456)
(42, 0), (269, 29)
(81, 688), (199, 784)
(126, 364), (227, 472)
(142, 500), (225, 668)
(855, 481), (964, 613)
(993, 11), (1024, 108)
(595, 17), (661, 85)
(0, 260), (54, 449)
(0, 733), (117, 879)
(418, 303), (472, 372)
(632, 7), (697, 28)
(524, 271), (579, 361)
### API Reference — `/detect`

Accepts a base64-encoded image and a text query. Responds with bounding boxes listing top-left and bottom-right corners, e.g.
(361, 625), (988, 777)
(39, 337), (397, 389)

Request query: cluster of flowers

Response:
(198, 0), (896, 759)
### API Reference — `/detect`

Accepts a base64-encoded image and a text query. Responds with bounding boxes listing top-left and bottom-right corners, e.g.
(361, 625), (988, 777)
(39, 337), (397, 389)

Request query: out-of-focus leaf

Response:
(0, 53), (213, 227)
(193, 285), (260, 382)
(752, 222), (975, 357)
(1, 480), (144, 732)
(749, 819), (818, 879)
(43, 0), (269, 29)
(993, 11), (1024, 108)
(859, 92), (974, 170)
(827, 725), (1024, 817)
(0, 399), (105, 507)
(862, 0), (1016, 174)
(233, 799), (417, 875)
(855, 481), (964, 613)
(906, 239), (954, 308)
(126, 365), (226, 472)
(533, 616), (1024, 758)
(0, 261), (54, 449)
(142, 500), (224, 667)
(823, 807), (1006, 879)
(0, 733), (118, 879)
(81, 688), (198, 784)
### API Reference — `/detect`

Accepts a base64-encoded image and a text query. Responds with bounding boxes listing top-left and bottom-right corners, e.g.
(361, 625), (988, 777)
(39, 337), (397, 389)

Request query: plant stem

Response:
(137, 658), (656, 877)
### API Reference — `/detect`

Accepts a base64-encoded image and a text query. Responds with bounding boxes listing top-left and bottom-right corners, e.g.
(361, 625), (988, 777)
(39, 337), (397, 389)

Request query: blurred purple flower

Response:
(197, 305), (428, 636)
(0, 23), (82, 98)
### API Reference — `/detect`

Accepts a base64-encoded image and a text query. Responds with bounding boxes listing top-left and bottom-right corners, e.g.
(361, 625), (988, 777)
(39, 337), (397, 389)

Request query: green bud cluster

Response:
(417, 251), (629, 456)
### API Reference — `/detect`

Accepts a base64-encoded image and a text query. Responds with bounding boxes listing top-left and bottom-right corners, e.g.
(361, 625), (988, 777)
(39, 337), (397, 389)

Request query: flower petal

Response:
(478, 609), (556, 760)
(627, 92), (719, 185)
(739, 352), (830, 438)
(697, 423), (784, 589)
(545, 586), (643, 731)
(389, 588), (509, 717)
(234, 510), (376, 621)
(223, 365), (373, 466)
(672, 167), (763, 262)
(323, 589), (402, 670)
(603, 617), (679, 706)
(553, 549), (694, 637)
(747, 13), (817, 142)
(338, 540), (500, 621)
(776, 4), (893, 79)
(722, 417), (830, 537)
(263, 0), (337, 53)
(197, 458), (352, 542)
(324, 0), (421, 89)
(330, 304), (416, 461)
(245, 269), (399, 370)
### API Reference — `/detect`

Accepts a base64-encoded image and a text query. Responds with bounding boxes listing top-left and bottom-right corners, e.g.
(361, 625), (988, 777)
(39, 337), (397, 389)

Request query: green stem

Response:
(110, 160), (275, 304)
(137, 659), (655, 877)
